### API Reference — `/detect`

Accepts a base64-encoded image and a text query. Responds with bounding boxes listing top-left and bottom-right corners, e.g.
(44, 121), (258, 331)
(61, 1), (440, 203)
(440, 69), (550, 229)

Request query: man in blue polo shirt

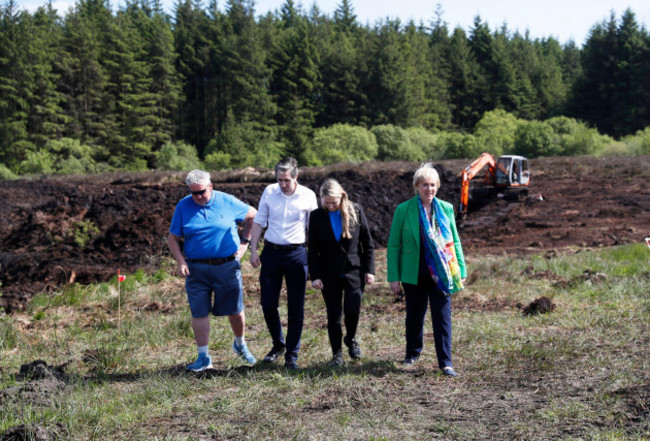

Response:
(168, 169), (257, 371)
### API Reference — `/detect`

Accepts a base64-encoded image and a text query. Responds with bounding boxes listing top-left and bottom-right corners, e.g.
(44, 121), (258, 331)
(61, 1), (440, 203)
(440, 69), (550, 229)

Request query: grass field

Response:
(1, 244), (649, 440)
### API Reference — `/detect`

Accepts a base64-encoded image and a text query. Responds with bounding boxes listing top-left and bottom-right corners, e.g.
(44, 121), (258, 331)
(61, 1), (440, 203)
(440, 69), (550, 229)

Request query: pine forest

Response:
(1, 0), (649, 177)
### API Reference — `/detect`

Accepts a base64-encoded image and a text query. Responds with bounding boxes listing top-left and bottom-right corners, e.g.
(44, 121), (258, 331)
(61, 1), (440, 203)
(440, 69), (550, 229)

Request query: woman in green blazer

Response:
(387, 163), (466, 376)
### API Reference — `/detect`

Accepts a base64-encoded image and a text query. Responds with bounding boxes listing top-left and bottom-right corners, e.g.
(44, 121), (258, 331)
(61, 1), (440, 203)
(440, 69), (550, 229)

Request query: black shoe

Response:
(327, 353), (345, 367)
(401, 357), (417, 367)
(442, 366), (458, 377)
(344, 336), (362, 360)
(263, 346), (286, 363)
(284, 359), (299, 370)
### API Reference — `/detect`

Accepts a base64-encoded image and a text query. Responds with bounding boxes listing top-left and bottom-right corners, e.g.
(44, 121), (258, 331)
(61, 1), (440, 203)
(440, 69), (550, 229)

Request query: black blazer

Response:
(308, 203), (375, 289)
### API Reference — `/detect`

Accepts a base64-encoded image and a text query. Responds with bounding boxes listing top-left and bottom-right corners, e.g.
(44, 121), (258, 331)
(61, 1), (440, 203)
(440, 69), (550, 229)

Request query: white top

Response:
(254, 183), (318, 245)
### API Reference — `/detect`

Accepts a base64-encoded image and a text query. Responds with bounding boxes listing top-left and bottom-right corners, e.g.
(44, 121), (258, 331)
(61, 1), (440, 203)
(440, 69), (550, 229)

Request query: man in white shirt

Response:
(250, 157), (318, 370)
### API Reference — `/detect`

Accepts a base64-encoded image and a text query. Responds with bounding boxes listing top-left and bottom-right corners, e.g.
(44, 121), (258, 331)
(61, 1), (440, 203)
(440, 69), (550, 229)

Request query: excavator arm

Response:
(459, 153), (496, 216)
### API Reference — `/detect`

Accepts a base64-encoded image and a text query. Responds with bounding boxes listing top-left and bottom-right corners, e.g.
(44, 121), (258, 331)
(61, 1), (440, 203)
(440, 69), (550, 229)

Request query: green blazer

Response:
(387, 196), (467, 285)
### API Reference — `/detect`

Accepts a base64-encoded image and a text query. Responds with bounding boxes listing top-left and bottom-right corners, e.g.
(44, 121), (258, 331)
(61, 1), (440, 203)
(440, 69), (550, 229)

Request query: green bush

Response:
(248, 140), (285, 169)
(473, 109), (521, 156)
(203, 150), (232, 171)
(0, 164), (17, 180)
(306, 124), (378, 166)
(71, 220), (100, 248)
(619, 126), (650, 155)
(49, 138), (101, 174)
(372, 125), (426, 161)
(405, 127), (445, 160)
(546, 116), (612, 156)
(17, 138), (104, 175)
(440, 132), (482, 159)
(205, 122), (284, 170)
(513, 120), (557, 157)
(18, 150), (56, 175)
(3, 140), (36, 170)
(154, 141), (201, 171)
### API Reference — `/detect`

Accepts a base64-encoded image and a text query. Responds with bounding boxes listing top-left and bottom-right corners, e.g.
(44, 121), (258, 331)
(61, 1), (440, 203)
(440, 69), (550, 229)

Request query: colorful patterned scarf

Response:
(418, 196), (464, 295)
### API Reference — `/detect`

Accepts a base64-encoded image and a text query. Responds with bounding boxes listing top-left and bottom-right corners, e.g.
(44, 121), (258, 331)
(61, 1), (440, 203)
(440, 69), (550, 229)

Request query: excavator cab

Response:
(459, 153), (531, 217)
(496, 155), (529, 187)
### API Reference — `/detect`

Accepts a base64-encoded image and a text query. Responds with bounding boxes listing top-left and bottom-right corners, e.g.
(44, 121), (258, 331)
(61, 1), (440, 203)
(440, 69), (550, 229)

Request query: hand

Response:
(390, 281), (401, 295)
(365, 273), (375, 285)
(311, 279), (323, 290)
(177, 263), (190, 278)
(250, 250), (261, 268)
(235, 243), (248, 261)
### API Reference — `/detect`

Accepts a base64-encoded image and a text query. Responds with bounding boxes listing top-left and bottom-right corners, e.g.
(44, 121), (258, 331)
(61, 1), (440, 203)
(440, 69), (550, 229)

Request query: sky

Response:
(16, 0), (650, 46)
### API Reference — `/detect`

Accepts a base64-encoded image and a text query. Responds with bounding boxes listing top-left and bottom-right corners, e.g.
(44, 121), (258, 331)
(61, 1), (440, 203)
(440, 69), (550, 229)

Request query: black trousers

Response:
(321, 274), (363, 355)
(259, 246), (308, 363)
(403, 275), (452, 369)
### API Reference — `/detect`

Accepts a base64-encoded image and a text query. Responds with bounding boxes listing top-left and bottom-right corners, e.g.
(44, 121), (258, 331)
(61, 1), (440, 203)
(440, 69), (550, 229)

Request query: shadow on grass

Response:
(4, 358), (433, 388)
(251, 359), (401, 378)
(83, 359), (404, 383)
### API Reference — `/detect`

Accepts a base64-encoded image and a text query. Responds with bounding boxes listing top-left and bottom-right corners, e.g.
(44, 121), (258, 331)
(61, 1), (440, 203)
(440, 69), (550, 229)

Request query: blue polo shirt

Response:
(169, 190), (250, 259)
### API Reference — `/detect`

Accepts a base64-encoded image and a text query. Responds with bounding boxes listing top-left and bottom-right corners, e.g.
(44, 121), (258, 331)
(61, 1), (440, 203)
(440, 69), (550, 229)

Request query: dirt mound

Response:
(1, 156), (649, 313)
(0, 423), (67, 441)
(0, 361), (70, 441)
(0, 360), (69, 408)
(521, 296), (556, 316)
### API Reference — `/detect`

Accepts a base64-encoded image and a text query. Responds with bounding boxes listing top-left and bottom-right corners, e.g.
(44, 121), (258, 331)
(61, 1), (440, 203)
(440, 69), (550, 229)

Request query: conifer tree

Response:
(0, 1), (33, 167)
(366, 19), (412, 126)
(102, 8), (153, 168)
(221, 0), (275, 127)
(426, 8), (453, 130)
(25, 5), (67, 149)
(316, 4), (369, 127)
(447, 27), (482, 129)
(570, 10), (649, 136)
(59, 0), (112, 152)
(269, 0), (321, 161)
(126, 3), (181, 151)
(173, 0), (214, 153)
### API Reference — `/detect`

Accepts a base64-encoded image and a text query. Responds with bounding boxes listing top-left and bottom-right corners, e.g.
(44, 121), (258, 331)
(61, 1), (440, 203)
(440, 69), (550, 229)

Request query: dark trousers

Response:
(403, 274), (452, 369)
(322, 275), (363, 355)
(259, 246), (308, 363)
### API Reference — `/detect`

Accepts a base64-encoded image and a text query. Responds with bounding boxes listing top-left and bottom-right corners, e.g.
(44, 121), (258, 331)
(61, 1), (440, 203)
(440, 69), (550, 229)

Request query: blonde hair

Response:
(412, 162), (440, 194)
(319, 178), (358, 239)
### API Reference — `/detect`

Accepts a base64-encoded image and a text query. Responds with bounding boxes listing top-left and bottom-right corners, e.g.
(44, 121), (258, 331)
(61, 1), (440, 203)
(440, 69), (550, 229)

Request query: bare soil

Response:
(1, 155), (649, 313)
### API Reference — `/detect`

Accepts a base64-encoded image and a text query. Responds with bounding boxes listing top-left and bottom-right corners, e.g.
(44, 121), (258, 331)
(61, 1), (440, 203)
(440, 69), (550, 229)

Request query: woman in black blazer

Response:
(308, 179), (375, 367)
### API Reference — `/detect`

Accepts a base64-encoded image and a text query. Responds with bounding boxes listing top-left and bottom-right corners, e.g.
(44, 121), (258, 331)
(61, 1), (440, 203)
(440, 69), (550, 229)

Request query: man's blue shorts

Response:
(185, 258), (244, 317)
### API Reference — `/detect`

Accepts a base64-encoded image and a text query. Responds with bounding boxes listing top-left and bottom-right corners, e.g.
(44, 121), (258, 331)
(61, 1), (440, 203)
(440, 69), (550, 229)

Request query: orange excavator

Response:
(459, 153), (530, 217)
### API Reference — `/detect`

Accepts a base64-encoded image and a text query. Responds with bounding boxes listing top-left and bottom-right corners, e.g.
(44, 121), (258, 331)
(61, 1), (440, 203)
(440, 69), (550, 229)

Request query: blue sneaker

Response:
(186, 353), (213, 372)
(232, 340), (257, 365)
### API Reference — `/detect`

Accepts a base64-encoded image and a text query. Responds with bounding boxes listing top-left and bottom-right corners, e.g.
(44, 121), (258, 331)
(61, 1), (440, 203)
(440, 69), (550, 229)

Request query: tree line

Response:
(1, 0), (649, 177)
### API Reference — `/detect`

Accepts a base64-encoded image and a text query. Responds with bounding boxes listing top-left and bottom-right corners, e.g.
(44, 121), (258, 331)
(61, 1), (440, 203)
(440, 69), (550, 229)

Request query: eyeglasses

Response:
(191, 188), (208, 196)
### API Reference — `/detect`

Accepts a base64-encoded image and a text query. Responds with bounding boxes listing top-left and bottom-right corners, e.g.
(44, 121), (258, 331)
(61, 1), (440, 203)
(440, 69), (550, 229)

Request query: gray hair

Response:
(412, 163), (440, 194)
(275, 157), (298, 178)
(186, 169), (211, 187)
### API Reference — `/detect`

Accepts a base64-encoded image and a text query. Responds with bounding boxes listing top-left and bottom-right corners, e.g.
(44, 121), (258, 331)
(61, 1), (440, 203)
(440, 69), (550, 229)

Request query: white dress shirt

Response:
(254, 183), (318, 245)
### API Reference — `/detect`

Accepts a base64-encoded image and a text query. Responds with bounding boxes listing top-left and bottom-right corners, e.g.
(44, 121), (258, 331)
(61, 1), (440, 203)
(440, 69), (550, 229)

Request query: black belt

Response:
(187, 254), (236, 265)
(264, 240), (306, 251)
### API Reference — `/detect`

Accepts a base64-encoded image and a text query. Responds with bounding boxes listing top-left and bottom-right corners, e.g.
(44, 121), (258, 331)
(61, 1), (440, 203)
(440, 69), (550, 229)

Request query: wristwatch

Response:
(241, 238), (250, 245)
